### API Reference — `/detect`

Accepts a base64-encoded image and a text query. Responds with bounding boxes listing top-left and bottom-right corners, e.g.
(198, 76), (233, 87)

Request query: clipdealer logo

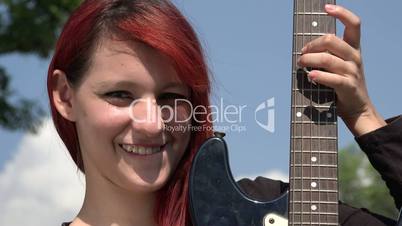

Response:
(127, 97), (275, 133)
(255, 97), (275, 133)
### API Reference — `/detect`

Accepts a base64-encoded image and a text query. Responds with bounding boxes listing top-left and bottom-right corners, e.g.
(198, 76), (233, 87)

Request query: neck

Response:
(73, 167), (158, 226)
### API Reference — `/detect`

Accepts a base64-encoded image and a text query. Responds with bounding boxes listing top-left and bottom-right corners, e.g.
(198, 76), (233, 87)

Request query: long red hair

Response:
(47, 1), (212, 225)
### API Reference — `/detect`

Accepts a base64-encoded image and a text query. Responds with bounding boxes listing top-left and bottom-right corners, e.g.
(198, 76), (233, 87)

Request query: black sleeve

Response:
(237, 115), (402, 225)
(238, 177), (397, 225)
(338, 201), (396, 225)
(355, 115), (402, 209)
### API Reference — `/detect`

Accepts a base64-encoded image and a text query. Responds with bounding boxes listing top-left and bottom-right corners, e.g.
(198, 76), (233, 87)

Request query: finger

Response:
(325, 4), (361, 49)
(307, 70), (349, 90)
(302, 34), (361, 64)
(298, 52), (351, 75)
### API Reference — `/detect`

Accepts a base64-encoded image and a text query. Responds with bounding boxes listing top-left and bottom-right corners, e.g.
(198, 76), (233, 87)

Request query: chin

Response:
(121, 168), (172, 193)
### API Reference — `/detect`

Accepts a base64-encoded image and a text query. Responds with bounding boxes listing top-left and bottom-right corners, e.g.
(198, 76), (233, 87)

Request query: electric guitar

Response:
(189, 0), (340, 225)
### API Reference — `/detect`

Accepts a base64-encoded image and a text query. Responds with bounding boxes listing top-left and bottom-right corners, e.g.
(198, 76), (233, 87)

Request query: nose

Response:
(129, 97), (164, 138)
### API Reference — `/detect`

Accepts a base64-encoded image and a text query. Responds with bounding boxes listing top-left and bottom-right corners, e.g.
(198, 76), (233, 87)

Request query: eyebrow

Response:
(162, 81), (189, 92)
(94, 80), (189, 93)
(94, 80), (144, 92)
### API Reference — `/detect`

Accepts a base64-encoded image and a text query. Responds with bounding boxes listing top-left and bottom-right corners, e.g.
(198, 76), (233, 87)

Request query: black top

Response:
(62, 116), (402, 226)
(238, 115), (402, 226)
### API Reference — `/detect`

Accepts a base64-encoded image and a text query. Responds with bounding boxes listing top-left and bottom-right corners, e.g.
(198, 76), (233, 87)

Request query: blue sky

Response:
(1, 0), (402, 179)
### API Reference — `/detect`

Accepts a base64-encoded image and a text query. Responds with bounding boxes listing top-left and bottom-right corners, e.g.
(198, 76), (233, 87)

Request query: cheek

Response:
(162, 103), (192, 125)
(170, 103), (192, 153)
(176, 104), (192, 123)
(171, 121), (191, 160)
(76, 99), (131, 142)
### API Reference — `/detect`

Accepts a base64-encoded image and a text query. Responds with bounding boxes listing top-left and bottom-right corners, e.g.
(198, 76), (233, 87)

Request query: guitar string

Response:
(327, 0), (331, 219)
(325, 0), (332, 221)
(325, 0), (334, 222)
(332, 0), (339, 223)
(302, 0), (305, 222)
(323, 0), (328, 222)
(309, 0), (313, 224)
(292, 0), (298, 224)
(318, 0), (322, 224)
(327, 0), (333, 223)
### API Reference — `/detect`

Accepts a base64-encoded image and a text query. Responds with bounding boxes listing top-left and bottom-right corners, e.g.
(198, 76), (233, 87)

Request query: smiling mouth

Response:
(119, 143), (166, 155)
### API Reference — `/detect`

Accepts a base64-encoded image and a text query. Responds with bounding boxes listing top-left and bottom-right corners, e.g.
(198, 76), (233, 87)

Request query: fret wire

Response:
(291, 189), (337, 192)
(290, 177), (338, 180)
(292, 88), (333, 91)
(291, 164), (337, 167)
(294, 12), (328, 15)
(294, 32), (326, 36)
(292, 121), (337, 124)
(286, 222), (338, 225)
(290, 200), (338, 204)
(291, 150), (337, 154)
(289, 211), (338, 215)
(291, 136), (337, 139)
(292, 104), (335, 108)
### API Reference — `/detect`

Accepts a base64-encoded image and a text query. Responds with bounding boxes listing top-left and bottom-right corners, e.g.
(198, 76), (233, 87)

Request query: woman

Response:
(47, 0), (401, 225)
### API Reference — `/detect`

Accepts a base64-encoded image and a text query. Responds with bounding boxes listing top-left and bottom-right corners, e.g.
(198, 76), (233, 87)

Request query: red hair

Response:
(47, 1), (213, 225)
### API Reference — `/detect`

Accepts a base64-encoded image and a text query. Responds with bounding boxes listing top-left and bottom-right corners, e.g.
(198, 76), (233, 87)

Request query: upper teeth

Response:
(121, 144), (161, 155)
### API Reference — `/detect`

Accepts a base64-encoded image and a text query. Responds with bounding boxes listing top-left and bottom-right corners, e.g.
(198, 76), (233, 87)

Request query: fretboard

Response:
(289, 0), (339, 225)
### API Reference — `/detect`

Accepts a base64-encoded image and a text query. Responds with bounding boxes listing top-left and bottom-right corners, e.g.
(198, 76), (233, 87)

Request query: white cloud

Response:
(0, 117), (290, 226)
(0, 118), (85, 226)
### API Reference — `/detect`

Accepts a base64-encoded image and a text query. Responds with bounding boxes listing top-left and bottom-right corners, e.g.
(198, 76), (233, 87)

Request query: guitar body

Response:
(189, 136), (288, 226)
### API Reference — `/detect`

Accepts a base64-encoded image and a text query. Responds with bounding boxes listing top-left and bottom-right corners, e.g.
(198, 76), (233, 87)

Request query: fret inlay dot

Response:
(311, 182), (317, 188)
(312, 21), (318, 27)
(327, 112), (332, 118)
(296, 112), (302, 117)
(311, 156), (317, 162)
(311, 205), (318, 211)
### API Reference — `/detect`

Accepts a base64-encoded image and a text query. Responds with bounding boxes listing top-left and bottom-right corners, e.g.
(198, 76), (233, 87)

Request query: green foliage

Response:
(0, 0), (82, 133)
(0, 0), (82, 57)
(339, 145), (399, 219)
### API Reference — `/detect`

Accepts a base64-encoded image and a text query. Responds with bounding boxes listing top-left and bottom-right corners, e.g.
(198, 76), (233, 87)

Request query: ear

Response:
(50, 69), (77, 122)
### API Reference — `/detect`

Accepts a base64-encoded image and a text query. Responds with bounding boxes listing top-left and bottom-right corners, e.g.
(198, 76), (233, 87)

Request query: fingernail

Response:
(308, 70), (316, 78)
(301, 46), (306, 53)
(325, 4), (336, 11)
(308, 71), (318, 85)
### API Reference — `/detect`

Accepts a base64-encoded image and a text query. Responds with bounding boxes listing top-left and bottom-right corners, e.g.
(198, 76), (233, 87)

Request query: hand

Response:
(297, 4), (386, 136)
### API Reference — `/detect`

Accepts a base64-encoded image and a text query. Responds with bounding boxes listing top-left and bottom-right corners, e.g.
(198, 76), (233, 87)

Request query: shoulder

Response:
(339, 202), (396, 225)
(236, 176), (289, 201)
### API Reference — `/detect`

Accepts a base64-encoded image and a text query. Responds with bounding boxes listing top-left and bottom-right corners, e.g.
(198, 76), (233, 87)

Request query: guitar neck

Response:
(289, 0), (338, 225)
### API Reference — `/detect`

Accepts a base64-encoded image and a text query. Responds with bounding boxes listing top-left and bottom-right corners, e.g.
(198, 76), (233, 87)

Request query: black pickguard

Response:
(189, 136), (288, 226)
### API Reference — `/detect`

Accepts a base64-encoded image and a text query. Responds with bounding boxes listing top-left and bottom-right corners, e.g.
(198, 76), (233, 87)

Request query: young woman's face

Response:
(70, 38), (192, 193)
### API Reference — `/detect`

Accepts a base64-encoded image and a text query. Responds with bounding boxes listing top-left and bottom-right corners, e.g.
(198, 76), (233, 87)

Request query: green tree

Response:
(339, 145), (399, 219)
(0, 0), (82, 133)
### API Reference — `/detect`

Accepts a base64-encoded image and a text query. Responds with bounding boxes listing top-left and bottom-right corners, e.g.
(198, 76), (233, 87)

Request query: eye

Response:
(103, 91), (133, 106)
(105, 91), (132, 99)
(158, 92), (188, 100)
